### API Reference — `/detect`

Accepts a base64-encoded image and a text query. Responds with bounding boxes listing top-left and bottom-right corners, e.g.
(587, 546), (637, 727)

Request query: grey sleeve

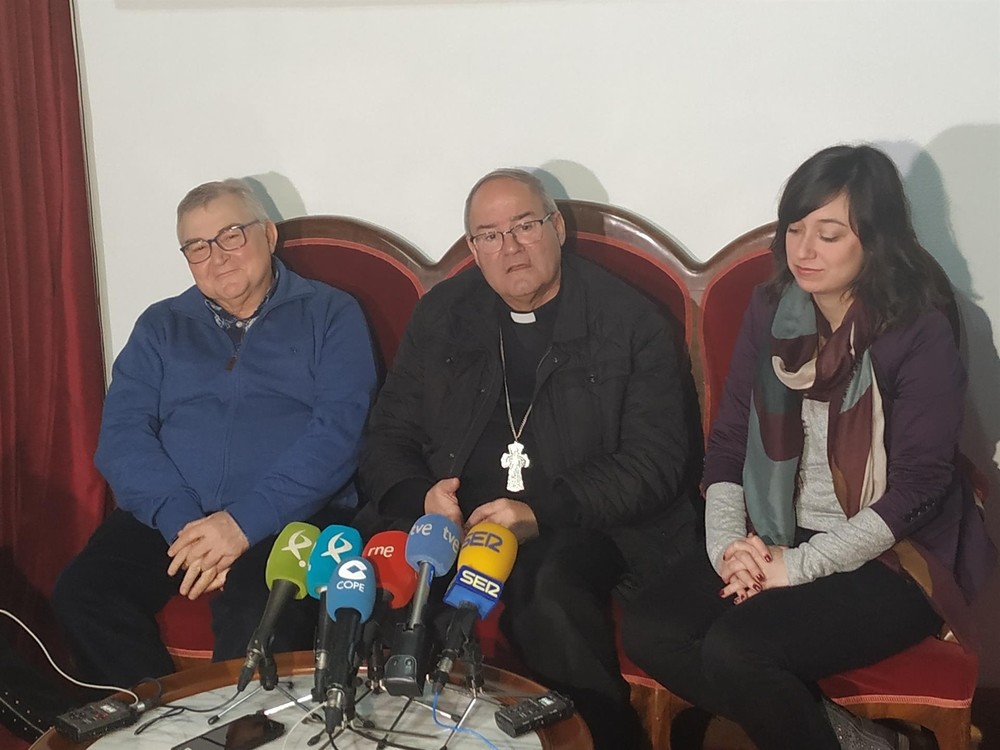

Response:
(705, 481), (749, 575)
(783, 508), (896, 585)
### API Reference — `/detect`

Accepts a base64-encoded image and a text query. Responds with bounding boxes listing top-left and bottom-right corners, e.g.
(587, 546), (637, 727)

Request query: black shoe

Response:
(0, 633), (76, 741)
(823, 698), (910, 750)
(0, 687), (58, 742)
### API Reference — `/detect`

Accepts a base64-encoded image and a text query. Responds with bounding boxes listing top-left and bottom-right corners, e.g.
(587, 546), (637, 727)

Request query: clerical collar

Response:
(506, 293), (560, 325)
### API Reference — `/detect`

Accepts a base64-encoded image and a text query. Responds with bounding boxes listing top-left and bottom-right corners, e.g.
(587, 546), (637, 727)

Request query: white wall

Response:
(75, 0), (1000, 679)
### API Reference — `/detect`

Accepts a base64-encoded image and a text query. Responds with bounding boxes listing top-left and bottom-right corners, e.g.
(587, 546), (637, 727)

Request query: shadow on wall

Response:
(536, 159), (611, 204)
(243, 172), (307, 222)
(536, 158), (691, 254)
(885, 126), (1000, 686)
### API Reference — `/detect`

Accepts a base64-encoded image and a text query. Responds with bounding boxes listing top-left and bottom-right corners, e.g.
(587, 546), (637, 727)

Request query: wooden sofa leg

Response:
(925, 709), (972, 750)
(630, 680), (694, 750)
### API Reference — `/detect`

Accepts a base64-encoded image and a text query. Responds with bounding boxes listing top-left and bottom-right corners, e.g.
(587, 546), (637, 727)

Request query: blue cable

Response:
(431, 691), (501, 750)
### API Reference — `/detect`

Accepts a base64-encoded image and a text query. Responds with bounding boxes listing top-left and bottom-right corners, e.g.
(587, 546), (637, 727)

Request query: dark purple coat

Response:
(705, 286), (995, 644)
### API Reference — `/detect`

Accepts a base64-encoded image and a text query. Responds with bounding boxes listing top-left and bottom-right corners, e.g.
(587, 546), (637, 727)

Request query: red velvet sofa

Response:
(153, 203), (982, 750)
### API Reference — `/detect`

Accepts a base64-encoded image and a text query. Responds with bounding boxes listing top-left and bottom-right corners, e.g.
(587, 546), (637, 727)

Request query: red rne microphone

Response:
(362, 531), (419, 687)
(364, 531), (418, 609)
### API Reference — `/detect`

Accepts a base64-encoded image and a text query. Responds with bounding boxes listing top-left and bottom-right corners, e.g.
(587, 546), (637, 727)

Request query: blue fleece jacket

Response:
(95, 259), (377, 546)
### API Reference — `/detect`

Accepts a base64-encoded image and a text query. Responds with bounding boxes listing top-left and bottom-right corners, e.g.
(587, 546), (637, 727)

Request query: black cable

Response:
(133, 688), (241, 735)
(134, 678), (300, 735)
(134, 706), (185, 735)
(133, 676), (164, 710)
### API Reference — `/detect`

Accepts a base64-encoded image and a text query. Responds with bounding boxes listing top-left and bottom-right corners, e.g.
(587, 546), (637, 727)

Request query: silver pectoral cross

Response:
(501, 440), (531, 493)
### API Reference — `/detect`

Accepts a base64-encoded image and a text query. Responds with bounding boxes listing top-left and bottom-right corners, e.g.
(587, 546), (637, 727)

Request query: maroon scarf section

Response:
(766, 298), (875, 520)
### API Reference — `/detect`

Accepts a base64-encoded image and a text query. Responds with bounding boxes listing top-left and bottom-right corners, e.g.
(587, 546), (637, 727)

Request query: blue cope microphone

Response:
(323, 557), (376, 732)
(383, 513), (461, 697)
(306, 525), (363, 702)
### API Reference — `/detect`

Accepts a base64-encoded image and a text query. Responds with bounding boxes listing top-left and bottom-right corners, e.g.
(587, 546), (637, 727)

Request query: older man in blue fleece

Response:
(53, 179), (376, 687)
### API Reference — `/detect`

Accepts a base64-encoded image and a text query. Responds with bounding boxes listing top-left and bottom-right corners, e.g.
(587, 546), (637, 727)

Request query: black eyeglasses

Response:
(469, 212), (556, 254)
(179, 221), (262, 264)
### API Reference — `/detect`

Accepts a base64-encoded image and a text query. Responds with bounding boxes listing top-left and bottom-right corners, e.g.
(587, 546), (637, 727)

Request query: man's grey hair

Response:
(176, 178), (269, 225)
(463, 168), (558, 236)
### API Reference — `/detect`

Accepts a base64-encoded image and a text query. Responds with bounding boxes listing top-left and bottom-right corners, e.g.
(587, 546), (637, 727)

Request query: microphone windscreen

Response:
(456, 522), (518, 581)
(306, 525), (363, 598)
(404, 514), (461, 578)
(443, 522), (518, 618)
(326, 557), (377, 623)
(265, 522), (321, 599)
(363, 531), (417, 609)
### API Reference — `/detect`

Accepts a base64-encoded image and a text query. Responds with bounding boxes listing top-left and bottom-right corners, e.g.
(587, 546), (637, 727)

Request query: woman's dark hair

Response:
(766, 144), (952, 334)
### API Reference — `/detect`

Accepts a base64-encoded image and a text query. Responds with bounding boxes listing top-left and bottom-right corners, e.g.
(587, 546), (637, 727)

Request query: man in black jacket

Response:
(359, 169), (699, 749)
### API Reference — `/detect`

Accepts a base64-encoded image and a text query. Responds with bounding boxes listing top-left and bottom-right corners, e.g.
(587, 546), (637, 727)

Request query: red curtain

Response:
(0, 0), (107, 671)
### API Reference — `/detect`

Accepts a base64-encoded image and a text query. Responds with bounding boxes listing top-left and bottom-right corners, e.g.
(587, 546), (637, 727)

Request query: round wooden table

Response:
(31, 651), (592, 749)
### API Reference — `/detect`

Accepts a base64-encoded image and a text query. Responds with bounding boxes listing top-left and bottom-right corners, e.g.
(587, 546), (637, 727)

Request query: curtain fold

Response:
(0, 0), (107, 664)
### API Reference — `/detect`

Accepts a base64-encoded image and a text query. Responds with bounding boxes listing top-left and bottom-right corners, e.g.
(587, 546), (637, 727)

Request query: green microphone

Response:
(237, 522), (320, 692)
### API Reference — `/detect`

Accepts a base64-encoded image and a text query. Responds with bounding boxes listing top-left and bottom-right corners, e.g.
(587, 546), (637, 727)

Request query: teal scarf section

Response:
(742, 284), (876, 546)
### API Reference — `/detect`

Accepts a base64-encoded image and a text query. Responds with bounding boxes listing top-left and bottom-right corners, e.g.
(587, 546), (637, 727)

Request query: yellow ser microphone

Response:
(431, 522), (518, 693)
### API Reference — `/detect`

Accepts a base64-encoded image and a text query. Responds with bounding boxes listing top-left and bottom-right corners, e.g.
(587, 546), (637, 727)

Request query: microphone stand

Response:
(258, 651), (279, 691)
(207, 684), (265, 725)
(367, 634), (386, 693)
(324, 609), (365, 734)
(437, 634), (503, 750)
(463, 636), (485, 696)
(361, 594), (390, 693)
(208, 680), (304, 725)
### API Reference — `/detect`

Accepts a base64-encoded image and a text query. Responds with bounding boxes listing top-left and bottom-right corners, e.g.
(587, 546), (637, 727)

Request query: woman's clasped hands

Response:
(719, 532), (789, 604)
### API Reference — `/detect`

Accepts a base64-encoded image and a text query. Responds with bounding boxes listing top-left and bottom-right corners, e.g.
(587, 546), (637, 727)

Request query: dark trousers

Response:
(496, 528), (646, 750)
(621, 548), (941, 750)
(51, 506), (352, 689)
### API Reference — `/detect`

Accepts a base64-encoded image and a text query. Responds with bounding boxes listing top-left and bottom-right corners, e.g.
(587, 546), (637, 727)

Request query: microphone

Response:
(383, 514), (461, 697)
(237, 522), (320, 692)
(364, 531), (418, 609)
(431, 522), (518, 693)
(361, 531), (418, 688)
(323, 557), (376, 732)
(306, 525), (363, 702)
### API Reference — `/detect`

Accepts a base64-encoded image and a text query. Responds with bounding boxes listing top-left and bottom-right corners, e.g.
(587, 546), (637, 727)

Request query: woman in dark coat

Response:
(623, 144), (995, 750)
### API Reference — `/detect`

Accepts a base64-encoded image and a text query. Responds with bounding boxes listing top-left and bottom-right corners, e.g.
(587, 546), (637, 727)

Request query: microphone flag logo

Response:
(283, 530), (315, 568)
(322, 532), (354, 565)
(339, 559), (368, 581)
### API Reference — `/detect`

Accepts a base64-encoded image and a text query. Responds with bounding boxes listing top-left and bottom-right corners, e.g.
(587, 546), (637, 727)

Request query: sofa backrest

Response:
(276, 207), (778, 445)
(276, 215), (428, 379)
(693, 226), (775, 437)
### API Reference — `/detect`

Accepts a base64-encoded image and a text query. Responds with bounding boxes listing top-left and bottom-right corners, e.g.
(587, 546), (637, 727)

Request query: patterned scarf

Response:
(743, 283), (885, 545)
(743, 283), (981, 643)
